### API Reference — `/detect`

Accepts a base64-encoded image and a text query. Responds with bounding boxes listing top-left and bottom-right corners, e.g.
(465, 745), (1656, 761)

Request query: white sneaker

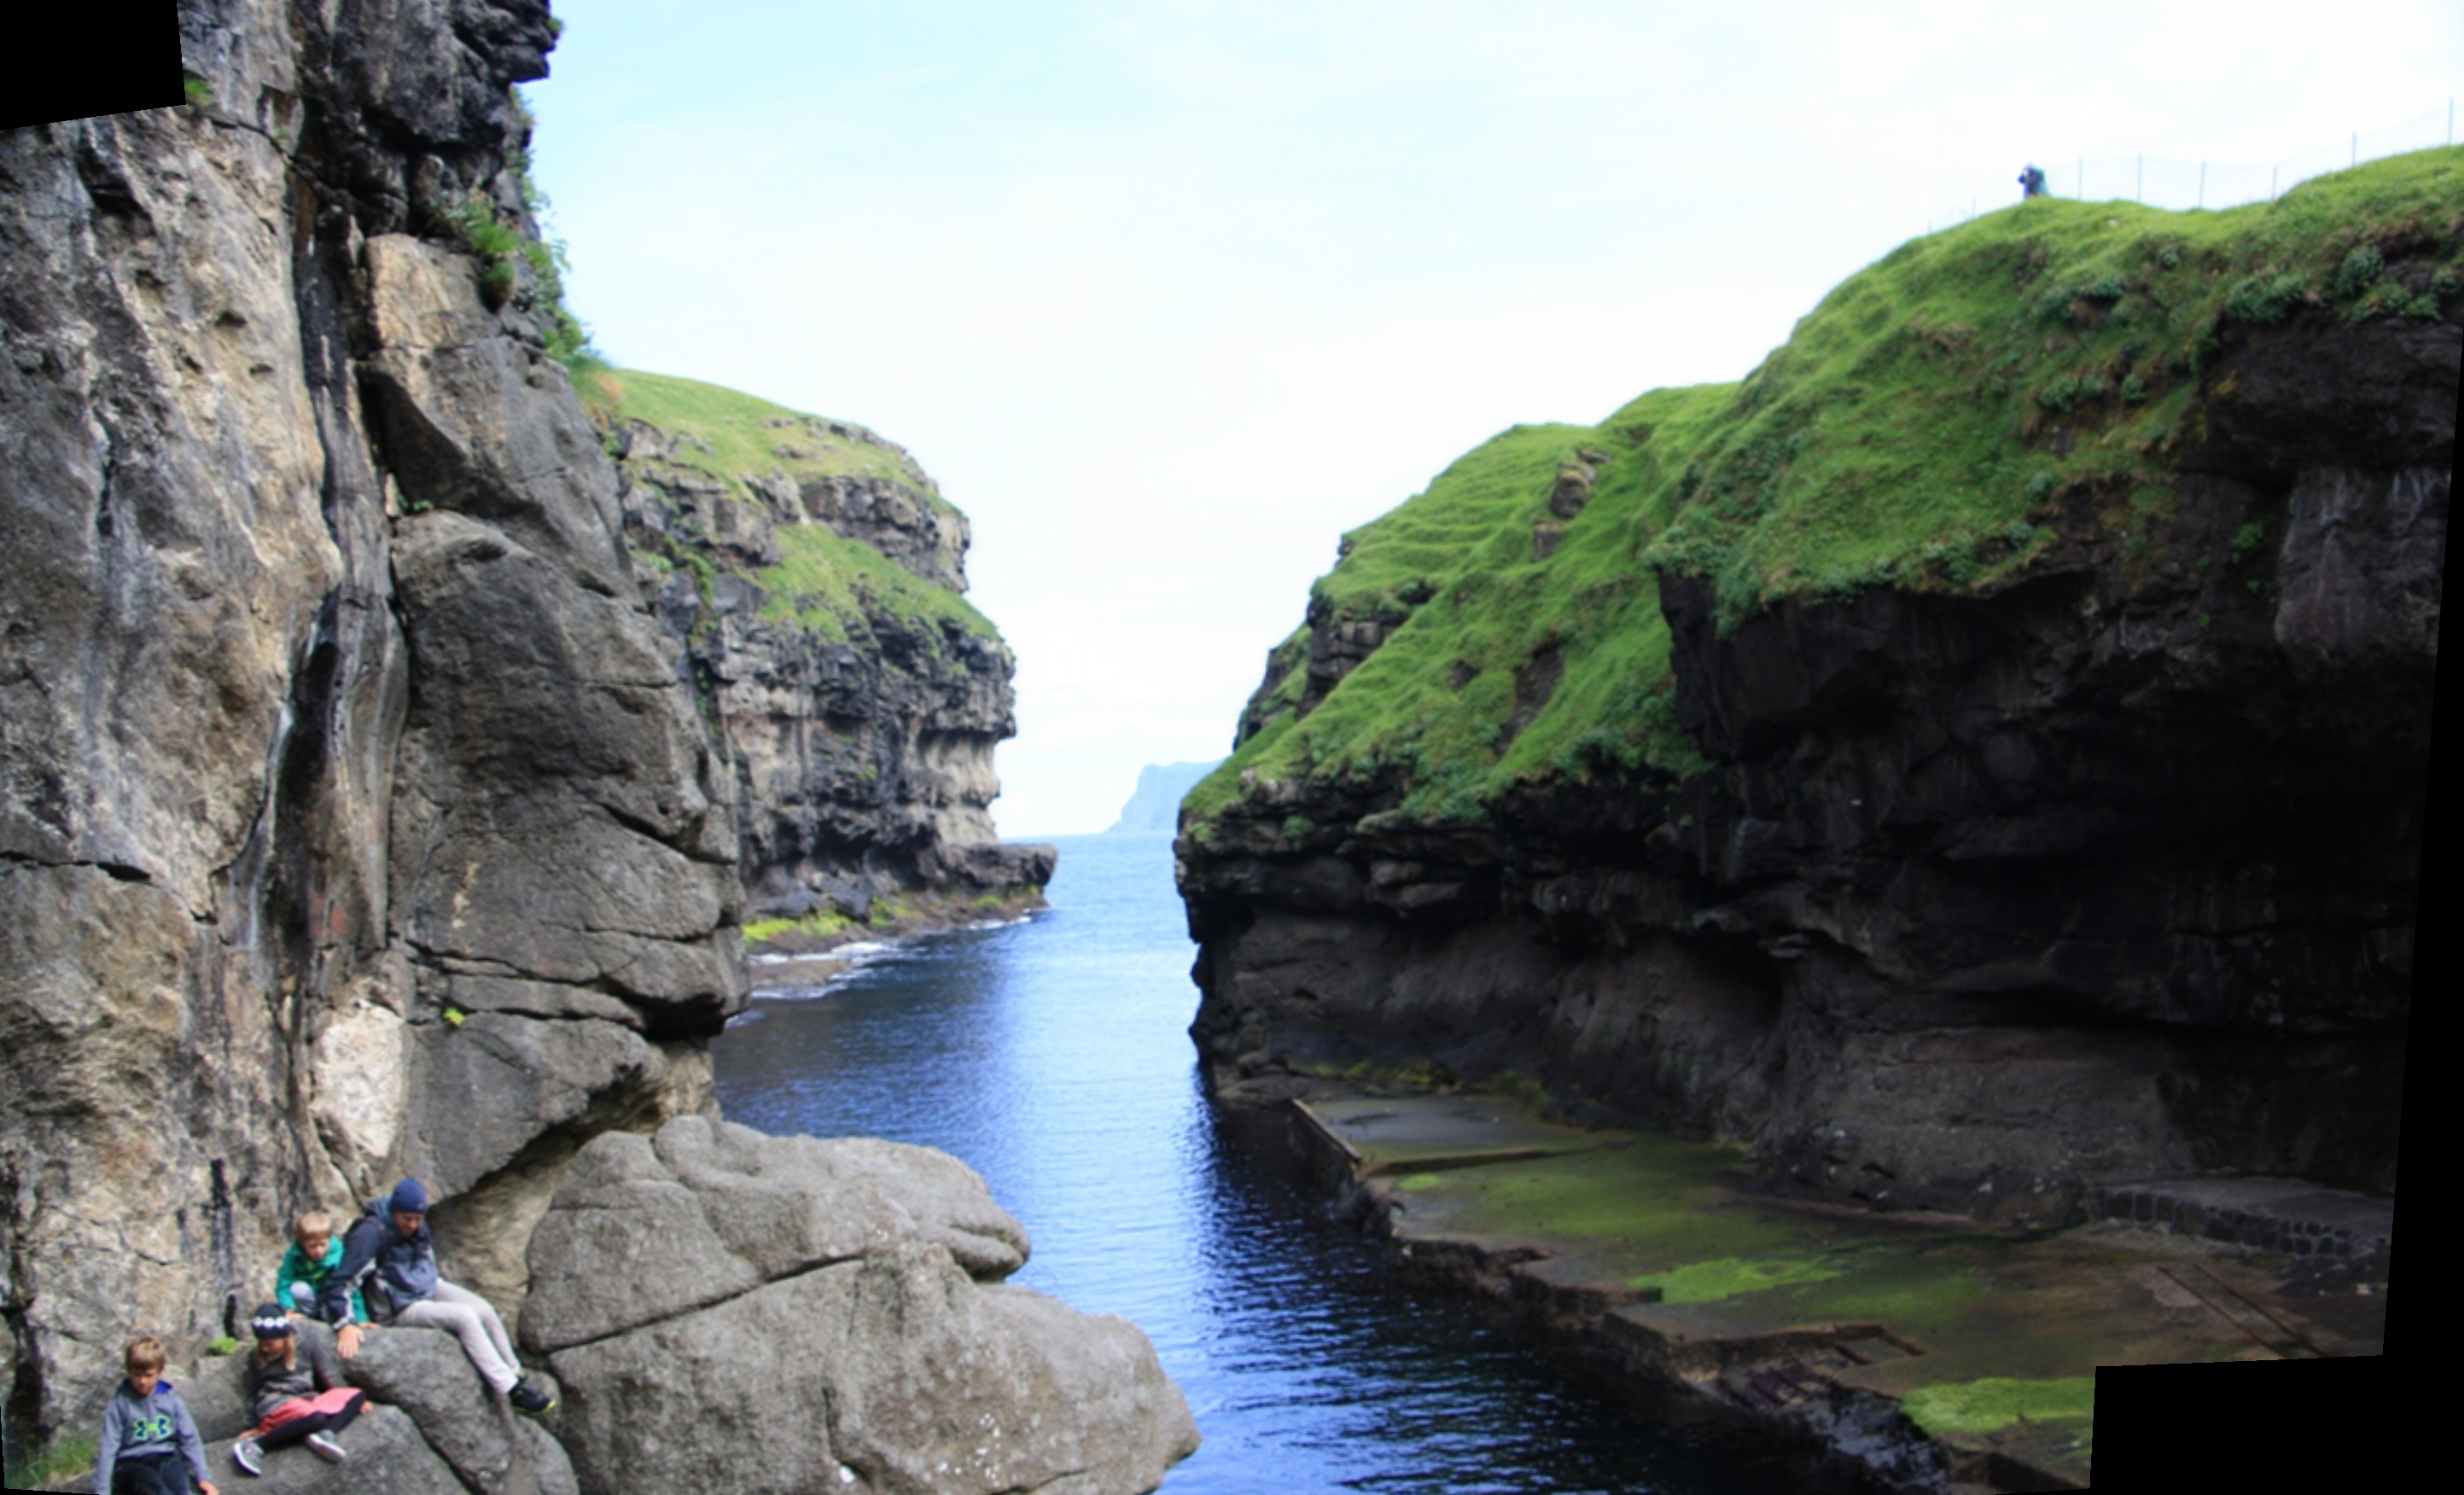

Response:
(306, 1430), (347, 1463)
(232, 1436), (265, 1476)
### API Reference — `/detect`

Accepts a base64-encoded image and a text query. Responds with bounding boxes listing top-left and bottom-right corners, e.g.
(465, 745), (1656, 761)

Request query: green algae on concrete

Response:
(1901, 1376), (2096, 1436)
(1628, 1252), (1848, 1305)
(1298, 1091), (2386, 1494)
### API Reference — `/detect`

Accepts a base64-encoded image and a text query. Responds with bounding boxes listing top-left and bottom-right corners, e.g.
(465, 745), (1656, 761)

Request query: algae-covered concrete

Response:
(1296, 1093), (2388, 1493)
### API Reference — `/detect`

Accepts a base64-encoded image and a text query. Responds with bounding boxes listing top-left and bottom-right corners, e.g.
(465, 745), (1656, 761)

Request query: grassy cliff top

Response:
(581, 365), (1001, 647)
(577, 365), (954, 507)
(1188, 148), (2463, 834)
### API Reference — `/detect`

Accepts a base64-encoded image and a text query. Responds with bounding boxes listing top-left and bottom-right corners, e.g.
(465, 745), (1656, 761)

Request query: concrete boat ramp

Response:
(1290, 1093), (2390, 1493)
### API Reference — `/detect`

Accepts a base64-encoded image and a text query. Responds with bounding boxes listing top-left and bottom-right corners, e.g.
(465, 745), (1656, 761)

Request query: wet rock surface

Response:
(1290, 1092), (2389, 1494)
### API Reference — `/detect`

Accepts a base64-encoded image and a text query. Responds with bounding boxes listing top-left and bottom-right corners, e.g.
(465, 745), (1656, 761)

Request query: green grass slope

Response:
(581, 366), (999, 646)
(1190, 148), (2464, 835)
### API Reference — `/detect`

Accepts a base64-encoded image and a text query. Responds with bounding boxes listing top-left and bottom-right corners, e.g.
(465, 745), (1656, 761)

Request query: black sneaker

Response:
(509, 1378), (556, 1416)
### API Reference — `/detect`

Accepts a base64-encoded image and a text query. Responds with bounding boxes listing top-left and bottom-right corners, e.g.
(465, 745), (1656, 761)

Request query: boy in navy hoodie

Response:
(93, 1336), (220, 1495)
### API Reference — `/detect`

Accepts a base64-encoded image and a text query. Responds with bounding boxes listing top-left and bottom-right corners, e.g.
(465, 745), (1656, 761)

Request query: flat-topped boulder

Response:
(524, 1117), (1199, 1495)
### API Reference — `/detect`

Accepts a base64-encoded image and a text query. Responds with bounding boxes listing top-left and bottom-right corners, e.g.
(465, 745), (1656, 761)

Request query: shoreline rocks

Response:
(525, 1117), (1199, 1495)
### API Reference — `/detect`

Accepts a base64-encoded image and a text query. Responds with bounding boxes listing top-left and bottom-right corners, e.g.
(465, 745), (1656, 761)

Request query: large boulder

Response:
(200, 1405), (472, 1495)
(524, 1117), (1199, 1495)
(341, 1329), (574, 1495)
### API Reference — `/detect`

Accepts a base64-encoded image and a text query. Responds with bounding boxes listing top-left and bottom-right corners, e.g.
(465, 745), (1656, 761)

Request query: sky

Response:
(524, 1), (2461, 836)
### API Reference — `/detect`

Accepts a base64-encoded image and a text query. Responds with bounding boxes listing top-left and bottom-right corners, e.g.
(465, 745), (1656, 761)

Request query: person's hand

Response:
(199, 1481), (221, 1495)
(338, 1323), (364, 1358)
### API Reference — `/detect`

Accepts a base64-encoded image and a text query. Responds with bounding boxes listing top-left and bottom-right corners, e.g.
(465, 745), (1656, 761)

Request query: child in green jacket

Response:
(276, 1209), (365, 1351)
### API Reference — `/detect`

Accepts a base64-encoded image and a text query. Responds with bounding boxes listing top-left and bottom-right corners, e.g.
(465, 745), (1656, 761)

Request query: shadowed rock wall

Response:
(1, 0), (740, 1450)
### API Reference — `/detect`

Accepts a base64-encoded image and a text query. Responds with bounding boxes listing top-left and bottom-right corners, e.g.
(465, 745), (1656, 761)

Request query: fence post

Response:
(2271, 166), (2279, 200)
(2350, 132), (2357, 167)
(2198, 161), (2205, 209)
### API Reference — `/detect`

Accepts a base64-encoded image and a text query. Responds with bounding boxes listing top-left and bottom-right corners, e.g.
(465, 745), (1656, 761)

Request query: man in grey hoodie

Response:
(94, 1335), (219, 1495)
(324, 1178), (554, 1416)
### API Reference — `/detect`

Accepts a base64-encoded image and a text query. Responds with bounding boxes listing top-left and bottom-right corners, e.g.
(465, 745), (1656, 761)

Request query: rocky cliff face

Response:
(598, 371), (1054, 928)
(1181, 160), (2452, 1225)
(0, 0), (1094, 1472)
(0, 3), (745, 1450)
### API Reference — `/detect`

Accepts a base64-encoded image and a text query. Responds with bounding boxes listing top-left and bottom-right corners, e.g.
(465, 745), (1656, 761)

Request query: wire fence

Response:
(1924, 99), (2459, 233)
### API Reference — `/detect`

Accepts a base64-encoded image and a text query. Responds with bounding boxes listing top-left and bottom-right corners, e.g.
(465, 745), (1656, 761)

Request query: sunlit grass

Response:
(1189, 148), (2464, 836)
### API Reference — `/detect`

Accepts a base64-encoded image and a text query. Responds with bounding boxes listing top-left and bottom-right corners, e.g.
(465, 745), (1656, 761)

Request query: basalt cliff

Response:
(589, 368), (1055, 934)
(1180, 152), (2454, 1225)
(2, 3), (1172, 1490)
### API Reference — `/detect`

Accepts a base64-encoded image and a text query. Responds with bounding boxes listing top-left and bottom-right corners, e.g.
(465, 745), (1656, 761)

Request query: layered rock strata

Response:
(608, 391), (1055, 925)
(1182, 253), (2445, 1225)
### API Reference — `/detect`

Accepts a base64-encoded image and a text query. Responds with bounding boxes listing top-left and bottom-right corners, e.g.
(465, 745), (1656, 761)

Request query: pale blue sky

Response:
(526, 2), (2461, 835)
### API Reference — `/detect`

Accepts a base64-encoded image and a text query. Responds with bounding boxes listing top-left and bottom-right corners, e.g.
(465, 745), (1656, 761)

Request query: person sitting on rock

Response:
(230, 1305), (366, 1476)
(94, 1335), (220, 1495)
(275, 1210), (365, 1353)
(323, 1178), (556, 1416)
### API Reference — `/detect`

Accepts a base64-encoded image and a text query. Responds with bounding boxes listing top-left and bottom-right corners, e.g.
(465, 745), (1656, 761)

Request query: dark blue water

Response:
(713, 833), (1849, 1494)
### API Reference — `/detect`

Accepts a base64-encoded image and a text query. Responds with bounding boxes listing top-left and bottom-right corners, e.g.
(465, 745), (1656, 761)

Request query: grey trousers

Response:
(391, 1280), (521, 1393)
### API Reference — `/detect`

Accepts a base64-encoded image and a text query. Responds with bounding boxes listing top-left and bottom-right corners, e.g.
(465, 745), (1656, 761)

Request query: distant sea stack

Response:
(1179, 149), (2454, 1222)
(580, 368), (1057, 932)
(1109, 760), (1225, 834)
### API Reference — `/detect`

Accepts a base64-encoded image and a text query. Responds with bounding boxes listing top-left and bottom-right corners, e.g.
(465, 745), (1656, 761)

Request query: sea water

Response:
(714, 832), (1853, 1494)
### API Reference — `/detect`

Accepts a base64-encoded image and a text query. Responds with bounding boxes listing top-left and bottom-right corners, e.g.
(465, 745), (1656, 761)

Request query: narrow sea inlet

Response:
(713, 833), (1856, 1493)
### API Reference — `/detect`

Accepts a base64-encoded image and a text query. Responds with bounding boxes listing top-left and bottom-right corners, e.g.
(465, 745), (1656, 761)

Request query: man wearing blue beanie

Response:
(324, 1178), (555, 1416)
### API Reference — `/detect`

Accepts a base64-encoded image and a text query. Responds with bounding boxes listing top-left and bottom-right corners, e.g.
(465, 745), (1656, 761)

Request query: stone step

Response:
(2087, 1177), (2393, 1259)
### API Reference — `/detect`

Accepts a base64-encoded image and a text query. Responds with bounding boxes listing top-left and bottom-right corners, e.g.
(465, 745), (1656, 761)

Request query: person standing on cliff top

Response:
(323, 1178), (556, 1416)
(2018, 163), (2048, 199)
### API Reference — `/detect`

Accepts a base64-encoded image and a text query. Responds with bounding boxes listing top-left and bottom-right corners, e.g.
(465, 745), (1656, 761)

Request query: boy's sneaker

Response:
(233, 1436), (265, 1476)
(509, 1378), (556, 1416)
(305, 1430), (348, 1463)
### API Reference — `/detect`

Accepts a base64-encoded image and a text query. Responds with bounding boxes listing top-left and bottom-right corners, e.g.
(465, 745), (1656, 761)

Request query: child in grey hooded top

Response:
(94, 1335), (219, 1495)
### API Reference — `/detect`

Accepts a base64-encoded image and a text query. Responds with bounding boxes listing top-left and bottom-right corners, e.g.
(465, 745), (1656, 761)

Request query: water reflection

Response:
(714, 835), (1855, 1494)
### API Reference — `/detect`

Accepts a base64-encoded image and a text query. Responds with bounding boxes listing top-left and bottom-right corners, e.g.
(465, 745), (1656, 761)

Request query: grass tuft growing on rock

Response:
(758, 524), (999, 643)
(5, 1433), (96, 1492)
